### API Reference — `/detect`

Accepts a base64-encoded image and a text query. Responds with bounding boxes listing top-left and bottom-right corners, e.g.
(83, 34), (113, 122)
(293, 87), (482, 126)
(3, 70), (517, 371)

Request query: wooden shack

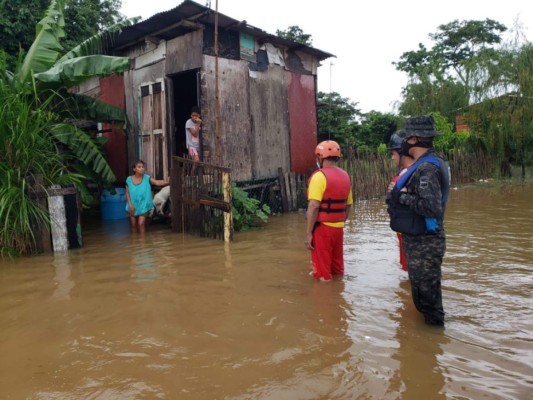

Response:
(79, 0), (333, 184)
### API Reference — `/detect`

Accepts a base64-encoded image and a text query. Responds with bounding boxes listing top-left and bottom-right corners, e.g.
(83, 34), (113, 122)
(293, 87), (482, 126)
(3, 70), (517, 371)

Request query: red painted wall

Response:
(99, 75), (128, 183)
(287, 73), (318, 174)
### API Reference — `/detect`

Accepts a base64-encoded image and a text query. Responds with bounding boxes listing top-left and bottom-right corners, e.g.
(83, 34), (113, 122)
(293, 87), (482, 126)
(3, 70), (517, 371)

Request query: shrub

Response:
(231, 186), (271, 231)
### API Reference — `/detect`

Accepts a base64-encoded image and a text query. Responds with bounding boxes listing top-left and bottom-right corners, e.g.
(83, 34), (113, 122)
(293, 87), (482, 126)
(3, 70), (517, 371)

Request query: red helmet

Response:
(315, 140), (341, 158)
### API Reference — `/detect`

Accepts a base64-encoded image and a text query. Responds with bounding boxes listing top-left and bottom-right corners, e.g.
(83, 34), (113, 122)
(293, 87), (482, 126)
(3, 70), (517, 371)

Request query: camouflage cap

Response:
(401, 115), (442, 138)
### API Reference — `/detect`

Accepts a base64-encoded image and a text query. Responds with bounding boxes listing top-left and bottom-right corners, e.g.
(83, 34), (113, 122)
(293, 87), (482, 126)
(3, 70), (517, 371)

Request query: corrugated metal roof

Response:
(112, 0), (334, 61)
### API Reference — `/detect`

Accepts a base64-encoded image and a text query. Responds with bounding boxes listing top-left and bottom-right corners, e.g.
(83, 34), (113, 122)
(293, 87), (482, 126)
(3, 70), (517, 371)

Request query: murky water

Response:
(1, 182), (532, 400)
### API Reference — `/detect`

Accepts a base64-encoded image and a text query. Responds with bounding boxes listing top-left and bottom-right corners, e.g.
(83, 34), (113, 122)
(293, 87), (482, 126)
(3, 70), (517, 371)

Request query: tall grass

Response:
(344, 145), (495, 200)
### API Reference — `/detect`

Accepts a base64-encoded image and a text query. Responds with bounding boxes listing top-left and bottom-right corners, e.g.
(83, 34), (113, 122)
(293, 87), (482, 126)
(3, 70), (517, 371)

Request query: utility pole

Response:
(214, 0), (221, 164)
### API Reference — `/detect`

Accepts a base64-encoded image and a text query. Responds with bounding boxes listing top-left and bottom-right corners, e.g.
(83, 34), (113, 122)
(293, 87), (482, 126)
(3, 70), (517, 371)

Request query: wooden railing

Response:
(170, 157), (232, 241)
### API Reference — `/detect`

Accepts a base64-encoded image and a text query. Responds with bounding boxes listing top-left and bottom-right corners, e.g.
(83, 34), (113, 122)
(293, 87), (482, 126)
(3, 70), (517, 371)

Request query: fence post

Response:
(48, 188), (68, 252)
(222, 171), (233, 242)
(170, 157), (183, 233)
(277, 168), (289, 213)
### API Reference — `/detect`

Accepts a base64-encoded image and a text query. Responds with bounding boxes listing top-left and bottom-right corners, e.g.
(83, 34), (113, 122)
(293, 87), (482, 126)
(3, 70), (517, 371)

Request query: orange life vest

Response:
(309, 167), (351, 223)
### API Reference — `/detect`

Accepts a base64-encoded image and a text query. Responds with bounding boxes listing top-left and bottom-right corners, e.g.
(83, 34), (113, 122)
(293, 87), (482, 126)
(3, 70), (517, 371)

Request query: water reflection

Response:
(52, 253), (75, 300)
(130, 236), (159, 282)
(388, 279), (447, 399)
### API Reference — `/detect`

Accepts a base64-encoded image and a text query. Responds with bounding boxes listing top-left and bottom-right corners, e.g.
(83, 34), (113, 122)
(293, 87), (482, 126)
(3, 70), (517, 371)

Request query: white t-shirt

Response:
(185, 119), (200, 149)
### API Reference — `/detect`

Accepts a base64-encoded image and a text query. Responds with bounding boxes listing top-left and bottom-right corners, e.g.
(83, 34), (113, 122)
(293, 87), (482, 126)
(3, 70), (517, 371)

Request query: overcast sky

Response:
(120, 0), (533, 114)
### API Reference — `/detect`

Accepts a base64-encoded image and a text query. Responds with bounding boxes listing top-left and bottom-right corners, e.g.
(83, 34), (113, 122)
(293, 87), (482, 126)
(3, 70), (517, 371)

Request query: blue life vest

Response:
(390, 153), (450, 235)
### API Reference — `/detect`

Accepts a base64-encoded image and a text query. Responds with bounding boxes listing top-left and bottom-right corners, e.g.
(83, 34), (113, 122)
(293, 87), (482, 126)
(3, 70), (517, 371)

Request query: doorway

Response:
(170, 70), (201, 159)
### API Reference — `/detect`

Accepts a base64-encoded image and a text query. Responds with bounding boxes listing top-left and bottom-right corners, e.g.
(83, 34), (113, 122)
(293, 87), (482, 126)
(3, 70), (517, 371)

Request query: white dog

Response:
(151, 185), (171, 218)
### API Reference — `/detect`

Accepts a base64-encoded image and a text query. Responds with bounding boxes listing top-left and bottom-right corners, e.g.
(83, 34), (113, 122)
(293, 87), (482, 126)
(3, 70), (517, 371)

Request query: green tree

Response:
(275, 25), (312, 46)
(395, 19), (507, 120)
(63, 0), (124, 52)
(399, 79), (468, 122)
(317, 91), (360, 146)
(466, 38), (533, 177)
(356, 111), (399, 150)
(0, 0), (124, 71)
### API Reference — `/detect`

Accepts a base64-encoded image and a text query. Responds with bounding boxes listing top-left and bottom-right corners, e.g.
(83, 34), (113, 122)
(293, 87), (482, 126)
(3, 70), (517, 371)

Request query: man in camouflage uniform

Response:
(389, 115), (450, 326)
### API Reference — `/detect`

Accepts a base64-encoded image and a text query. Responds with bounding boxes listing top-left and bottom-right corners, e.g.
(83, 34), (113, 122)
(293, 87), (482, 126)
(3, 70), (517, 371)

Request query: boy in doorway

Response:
(185, 107), (202, 174)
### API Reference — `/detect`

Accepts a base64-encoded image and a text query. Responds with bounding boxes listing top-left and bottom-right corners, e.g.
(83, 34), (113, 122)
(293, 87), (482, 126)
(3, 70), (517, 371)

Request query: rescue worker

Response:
(388, 115), (450, 326)
(386, 131), (414, 271)
(305, 140), (353, 282)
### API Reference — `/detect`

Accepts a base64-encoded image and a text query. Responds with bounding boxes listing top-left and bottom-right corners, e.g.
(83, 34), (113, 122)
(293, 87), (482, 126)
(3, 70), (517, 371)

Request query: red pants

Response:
(311, 224), (345, 280)
(397, 232), (408, 271)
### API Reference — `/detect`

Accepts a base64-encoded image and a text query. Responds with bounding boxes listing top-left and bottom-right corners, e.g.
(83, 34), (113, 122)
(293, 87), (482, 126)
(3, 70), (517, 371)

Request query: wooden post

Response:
(278, 167), (288, 213)
(297, 173), (307, 210)
(284, 172), (293, 211)
(48, 185), (68, 252)
(289, 171), (297, 211)
(222, 171), (233, 242)
(170, 158), (183, 233)
(214, 0), (221, 164)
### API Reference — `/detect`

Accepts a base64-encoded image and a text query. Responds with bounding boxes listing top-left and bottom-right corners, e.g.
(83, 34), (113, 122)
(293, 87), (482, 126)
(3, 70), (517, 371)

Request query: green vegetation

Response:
(313, 19), (531, 180)
(231, 186), (271, 232)
(317, 91), (400, 153)
(275, 25), (313, 46)
(0, 80), (82, 255)
(394, 19), (532, 177)
(0, 0), (133, 254)
(0, 0), (125, 71)
(394, 19), (507, 116)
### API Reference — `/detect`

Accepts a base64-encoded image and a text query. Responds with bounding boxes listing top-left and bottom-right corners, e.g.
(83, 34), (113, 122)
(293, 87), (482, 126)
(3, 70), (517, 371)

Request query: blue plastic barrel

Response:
(100, 188), (127, 220)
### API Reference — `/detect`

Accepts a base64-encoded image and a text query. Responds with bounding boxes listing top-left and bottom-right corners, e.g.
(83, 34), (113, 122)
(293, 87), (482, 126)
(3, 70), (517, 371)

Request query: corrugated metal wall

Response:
(288, 73), (317, 174)
(99, 75), (128, 183)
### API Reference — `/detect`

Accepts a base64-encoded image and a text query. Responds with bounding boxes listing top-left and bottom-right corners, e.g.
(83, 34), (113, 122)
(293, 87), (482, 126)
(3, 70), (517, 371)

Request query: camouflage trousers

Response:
(402, 232), (446, 325)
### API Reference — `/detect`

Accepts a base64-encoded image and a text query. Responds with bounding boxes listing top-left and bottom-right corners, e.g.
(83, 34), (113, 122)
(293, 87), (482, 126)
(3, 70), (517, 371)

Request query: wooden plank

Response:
(249, 67), (291, 179)
(284, 171), (292, 211)
(199, 196), (231, 212)
(297, 173), (308, 209)
(289, 171), (297, 211)
(204, 56), (253, 179)
(278, 167), (288, 213)
(48, 193), (68, 252)
(28, 186), (78, 199)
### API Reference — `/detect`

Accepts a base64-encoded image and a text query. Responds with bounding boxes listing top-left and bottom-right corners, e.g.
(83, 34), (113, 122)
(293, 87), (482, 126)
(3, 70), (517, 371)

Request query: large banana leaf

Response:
(18, 0), (66, 84)
(51, 123), (116, 183)
(57, 19), (137, 63)
(57, 92), (130, 126)
(34, 55), (129, 87)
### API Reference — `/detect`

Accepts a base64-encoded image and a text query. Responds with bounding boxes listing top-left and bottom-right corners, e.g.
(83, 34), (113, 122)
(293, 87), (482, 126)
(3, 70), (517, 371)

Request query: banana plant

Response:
(10, 0), (133, 186)
(0, 0), (135, 254)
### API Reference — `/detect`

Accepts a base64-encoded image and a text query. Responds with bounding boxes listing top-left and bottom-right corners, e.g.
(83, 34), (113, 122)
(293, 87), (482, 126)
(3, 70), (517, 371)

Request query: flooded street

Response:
(1, 182), (532, 399)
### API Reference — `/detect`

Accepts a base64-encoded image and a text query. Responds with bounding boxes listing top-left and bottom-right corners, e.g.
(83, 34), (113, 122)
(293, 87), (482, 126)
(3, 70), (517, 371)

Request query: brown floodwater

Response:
(0, 182), (532, 400)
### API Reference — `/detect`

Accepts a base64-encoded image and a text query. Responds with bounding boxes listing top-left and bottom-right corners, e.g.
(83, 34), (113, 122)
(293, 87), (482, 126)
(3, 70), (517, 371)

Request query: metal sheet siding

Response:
(99, 75), (128, 183)
(288, 73), (317, 174)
